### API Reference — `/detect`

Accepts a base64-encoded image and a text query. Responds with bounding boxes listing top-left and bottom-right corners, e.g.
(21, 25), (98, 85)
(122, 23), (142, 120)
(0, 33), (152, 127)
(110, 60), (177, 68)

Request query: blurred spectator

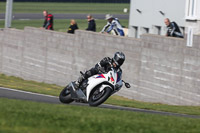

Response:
(101, 14), (124, 36)
(42, 10), (53, 30)
(86, 14), (96, 32)
(164, 18), (183, 38)
(67, 19), (79, 34)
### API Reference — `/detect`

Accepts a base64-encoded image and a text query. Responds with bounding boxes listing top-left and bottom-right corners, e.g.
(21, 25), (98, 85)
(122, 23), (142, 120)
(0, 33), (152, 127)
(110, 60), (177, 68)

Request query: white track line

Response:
(0, 87), (58, 98)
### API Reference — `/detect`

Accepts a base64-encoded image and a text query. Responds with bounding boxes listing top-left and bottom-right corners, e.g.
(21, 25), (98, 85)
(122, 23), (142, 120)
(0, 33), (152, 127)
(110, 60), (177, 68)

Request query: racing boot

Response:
(74, 75), (85, 90)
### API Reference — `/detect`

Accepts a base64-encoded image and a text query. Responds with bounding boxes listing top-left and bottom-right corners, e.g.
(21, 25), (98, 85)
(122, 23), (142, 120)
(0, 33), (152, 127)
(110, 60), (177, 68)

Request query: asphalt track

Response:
(0, 13), (129, 20)
(0, 87), (200, 119)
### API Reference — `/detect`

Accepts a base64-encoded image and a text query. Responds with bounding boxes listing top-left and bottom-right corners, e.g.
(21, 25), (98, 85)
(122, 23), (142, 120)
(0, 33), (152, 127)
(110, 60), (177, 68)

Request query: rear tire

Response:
(59, 86), (74, 103)
(89, 86), (112, 107)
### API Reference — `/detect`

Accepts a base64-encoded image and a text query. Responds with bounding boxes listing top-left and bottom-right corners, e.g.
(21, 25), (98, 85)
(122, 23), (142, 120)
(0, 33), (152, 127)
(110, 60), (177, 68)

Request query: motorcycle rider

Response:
(74, 52), (125, 90)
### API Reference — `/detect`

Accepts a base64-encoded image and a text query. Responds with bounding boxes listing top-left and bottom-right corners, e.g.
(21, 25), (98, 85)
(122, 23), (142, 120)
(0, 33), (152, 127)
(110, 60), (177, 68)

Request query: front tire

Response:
(59, 86), (74, 103)
(89, 86), (112, 107)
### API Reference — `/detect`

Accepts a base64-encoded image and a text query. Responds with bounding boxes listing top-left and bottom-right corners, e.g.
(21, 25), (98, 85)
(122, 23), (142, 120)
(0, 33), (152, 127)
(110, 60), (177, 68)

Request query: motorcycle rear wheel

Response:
(59, 86), (74, 103)
(89, 86), (112, 107)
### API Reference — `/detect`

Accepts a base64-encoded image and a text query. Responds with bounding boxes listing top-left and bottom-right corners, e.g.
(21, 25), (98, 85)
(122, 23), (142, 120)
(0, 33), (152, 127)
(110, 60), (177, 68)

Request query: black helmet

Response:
(113, 52), (125, 67)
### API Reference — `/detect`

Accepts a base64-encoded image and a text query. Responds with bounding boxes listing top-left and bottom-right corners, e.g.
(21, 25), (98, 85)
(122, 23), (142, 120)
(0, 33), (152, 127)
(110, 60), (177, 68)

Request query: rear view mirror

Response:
(125, 83), (131, 88)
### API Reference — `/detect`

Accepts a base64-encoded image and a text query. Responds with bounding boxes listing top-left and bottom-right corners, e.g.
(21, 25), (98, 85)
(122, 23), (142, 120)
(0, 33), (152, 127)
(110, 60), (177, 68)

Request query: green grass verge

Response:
(0, 98), (200, 133)
(0, 2), (130, 14)
(0, 73), (61, 96)
(0, 19), (128, 32)
(0, 73), (200, 116)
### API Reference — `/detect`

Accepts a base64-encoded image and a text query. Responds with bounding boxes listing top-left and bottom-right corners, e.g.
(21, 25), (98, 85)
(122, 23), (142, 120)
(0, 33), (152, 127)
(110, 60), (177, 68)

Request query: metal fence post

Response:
(5, 0), (13, 28)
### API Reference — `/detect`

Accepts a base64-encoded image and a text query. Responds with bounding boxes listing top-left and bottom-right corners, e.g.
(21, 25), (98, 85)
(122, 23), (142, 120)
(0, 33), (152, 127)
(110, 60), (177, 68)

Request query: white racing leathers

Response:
(101, 18), (124, 36)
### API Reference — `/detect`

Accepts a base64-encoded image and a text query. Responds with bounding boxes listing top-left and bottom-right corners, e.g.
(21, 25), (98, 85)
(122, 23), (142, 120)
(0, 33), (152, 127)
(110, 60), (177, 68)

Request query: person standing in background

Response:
(86, 15), (96, 32)
(42, 10), (54, 30)
(67, 19), (79, 34)
(164, 18), (183, 38)
(101, 14), (124, 36)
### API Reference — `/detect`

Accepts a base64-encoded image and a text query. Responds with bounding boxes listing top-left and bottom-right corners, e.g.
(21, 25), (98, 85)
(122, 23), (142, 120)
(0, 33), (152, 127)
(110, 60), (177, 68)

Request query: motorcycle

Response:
(59, 68), (131, 106)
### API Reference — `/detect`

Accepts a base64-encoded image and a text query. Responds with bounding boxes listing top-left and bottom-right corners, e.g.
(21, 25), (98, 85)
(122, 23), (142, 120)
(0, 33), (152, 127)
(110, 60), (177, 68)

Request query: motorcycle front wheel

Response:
(59, 86), (74, 103)
(88, 86), (112, 107)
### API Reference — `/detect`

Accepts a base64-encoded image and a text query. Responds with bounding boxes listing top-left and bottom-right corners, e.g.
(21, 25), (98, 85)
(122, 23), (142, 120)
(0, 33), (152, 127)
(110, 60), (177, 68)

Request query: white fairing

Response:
(86, 68), (123, 101)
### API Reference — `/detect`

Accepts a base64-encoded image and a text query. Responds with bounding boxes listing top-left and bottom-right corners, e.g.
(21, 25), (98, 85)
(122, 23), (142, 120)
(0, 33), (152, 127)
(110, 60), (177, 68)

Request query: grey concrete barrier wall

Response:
(0, 27), (200, 105)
